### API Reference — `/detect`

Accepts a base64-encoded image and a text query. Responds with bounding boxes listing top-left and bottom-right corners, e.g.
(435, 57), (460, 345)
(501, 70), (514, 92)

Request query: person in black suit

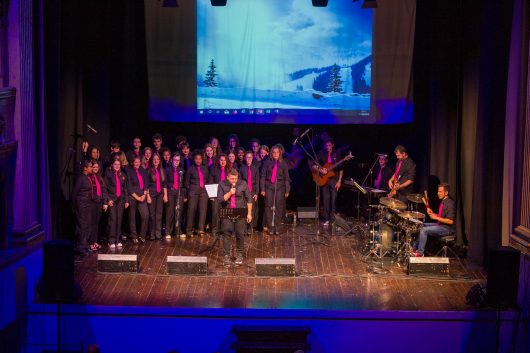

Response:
(387, 145), (416, 203)
(146, 154), (168, 240)
(207, 153), (229, 237)
(165, 153), (187, 238)
(240, 151), (259, 234)
(104, 159), (129, 249)
(217, 169), (253, 265)
(373, 154), (394, 192)
(310, 138), (343, 226)
(72, 160), (95, 256)
(125, 136), (143, 165)
(125, 156), (149, 243)
(260, 145), (290, 234)
(185, 151), (210, 237)
(90, 161), (107, 251)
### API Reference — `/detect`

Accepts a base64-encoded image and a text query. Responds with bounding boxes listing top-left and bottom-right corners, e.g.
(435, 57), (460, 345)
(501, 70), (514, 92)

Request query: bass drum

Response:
(376, 223), (394, 249)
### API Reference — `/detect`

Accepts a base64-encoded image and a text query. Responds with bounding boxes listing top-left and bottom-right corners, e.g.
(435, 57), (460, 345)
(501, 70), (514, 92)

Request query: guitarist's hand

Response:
(320, 167), (328, 175)
(335, 180), (341, 191)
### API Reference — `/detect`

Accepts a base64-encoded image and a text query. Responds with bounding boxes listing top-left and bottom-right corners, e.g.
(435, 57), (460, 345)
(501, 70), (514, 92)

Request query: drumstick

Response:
(422, 190), (430, 210)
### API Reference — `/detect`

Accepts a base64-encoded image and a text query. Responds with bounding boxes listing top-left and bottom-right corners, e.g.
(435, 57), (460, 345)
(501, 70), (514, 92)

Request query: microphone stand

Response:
(271, 170), (278, 235)
(295, 130), (329, 246)
(175, 171), (183, 240)
(357, 155), (380, 220)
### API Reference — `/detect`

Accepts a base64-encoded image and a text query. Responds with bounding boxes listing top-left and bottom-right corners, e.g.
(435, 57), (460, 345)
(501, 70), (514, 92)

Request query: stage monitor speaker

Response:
(41, 239), (77, 303)
(408, 257), (449, 276)
(255, 258), (296, 277)
(486, 246), (520, 308)
(167, 256), (208, 275)
(97, 254), (138, 273)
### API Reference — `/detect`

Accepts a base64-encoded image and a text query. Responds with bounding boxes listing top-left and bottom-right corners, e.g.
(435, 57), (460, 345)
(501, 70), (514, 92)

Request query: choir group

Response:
(72, 133), (291, 256)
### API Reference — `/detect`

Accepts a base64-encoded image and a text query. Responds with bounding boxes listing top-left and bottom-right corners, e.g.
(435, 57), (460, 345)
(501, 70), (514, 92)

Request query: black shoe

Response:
(131, 238), (139, 244)
(138, 237), (145, 243)
(155, 235), (162, 240)
(149, 236), (155, 241)
(235, 254), (243, 265)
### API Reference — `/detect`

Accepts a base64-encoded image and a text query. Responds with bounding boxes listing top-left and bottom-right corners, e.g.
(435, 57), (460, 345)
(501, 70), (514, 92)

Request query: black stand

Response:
(198, 198), (221, 255)
(174, 172), (184, 239)
(294, 129), (329, 246)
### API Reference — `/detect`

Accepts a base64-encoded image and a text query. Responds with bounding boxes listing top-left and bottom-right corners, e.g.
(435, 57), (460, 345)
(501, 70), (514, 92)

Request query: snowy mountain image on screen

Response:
(198, 55), (371, 110)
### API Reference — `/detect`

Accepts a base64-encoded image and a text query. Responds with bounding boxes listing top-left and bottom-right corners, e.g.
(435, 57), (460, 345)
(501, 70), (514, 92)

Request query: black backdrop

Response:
(43, 0), (517, 266)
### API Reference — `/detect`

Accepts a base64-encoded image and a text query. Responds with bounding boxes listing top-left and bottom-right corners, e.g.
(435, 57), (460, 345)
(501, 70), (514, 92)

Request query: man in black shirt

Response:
(387, 145), (416, 203)
(414, 183), (456, 256)
(218, 169), (253, 266)
(373, 155), (394, 191)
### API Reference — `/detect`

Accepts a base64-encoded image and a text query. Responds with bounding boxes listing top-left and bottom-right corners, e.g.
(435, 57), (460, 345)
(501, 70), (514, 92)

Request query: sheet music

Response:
(205, 183), (219, 198)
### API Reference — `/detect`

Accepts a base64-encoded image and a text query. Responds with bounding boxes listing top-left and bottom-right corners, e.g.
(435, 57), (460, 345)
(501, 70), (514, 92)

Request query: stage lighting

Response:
(361, 0), (378, 9)
(312, 0), (329, 7)
(211, 0), (227, 6)
(161, 0), (179, 7)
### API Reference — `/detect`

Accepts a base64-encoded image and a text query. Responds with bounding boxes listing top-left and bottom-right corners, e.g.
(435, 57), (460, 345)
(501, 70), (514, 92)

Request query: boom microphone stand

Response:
(295, 129), (329, 246)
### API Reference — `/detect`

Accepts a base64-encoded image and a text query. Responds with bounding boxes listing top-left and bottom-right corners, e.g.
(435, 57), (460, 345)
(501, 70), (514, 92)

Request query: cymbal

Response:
(398, 211), (425, 220)
(379, 197), (407, 210)
(407, 194), (424, 203)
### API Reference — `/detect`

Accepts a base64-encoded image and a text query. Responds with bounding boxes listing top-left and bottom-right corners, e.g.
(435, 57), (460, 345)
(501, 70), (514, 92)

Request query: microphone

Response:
(87, 124), (98, 134)
(292, 128), (311, 145)
(178, 170), (184, 175)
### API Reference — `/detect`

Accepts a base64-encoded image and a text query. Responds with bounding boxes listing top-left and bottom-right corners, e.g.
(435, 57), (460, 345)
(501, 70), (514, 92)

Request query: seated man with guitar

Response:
(387, 145), (416, 203)
(310, 138), (352, 226)
(414, 182), (456, 256)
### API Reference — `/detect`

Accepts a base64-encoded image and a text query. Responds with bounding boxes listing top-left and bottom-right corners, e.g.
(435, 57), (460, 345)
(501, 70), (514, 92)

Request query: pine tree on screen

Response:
(203, 59), (218, 87)
(327, 64), (343, 93)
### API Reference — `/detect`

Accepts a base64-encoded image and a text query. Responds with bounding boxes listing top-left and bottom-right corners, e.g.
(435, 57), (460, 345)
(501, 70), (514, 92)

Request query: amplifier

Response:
(97, 254), (138, 273)
(408, 257), (449, 276)
(297, 207), (317, 219)
(167, 256), (208, 275)
(255, 258), (296, 277)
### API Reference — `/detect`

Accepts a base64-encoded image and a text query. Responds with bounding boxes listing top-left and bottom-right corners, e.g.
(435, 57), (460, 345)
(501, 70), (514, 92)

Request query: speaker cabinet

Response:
(41, 239), (77, 303)
(486, 247), (520, 308)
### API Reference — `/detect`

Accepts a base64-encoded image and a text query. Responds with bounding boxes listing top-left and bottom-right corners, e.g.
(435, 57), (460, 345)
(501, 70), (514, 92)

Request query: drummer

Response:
(374, 154), (393, 192)
(413, 183), (456, 257)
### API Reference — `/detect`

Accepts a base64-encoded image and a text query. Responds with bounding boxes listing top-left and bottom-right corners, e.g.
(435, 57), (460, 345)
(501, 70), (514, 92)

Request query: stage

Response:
(74, 223), (485, 311)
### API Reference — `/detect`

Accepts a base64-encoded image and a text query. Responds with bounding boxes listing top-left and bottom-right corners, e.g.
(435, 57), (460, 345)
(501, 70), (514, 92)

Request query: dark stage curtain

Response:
(417, 0), (516, 265)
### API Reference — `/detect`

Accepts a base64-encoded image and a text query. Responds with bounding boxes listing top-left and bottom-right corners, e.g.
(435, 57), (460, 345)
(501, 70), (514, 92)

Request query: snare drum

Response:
(375, 223), (394, 249)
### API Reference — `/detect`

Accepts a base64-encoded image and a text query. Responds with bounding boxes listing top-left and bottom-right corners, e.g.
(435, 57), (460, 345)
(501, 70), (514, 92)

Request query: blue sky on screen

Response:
(197, 0), (372, 90)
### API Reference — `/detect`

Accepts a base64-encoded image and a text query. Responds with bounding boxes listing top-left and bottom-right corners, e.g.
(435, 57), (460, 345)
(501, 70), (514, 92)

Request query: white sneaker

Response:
(109, 243), (116, 250)
(165, 234), (172, 240)
(180, 233), (186, 239)
(117, 242), (123, 248)
(323, 221), (330, 226)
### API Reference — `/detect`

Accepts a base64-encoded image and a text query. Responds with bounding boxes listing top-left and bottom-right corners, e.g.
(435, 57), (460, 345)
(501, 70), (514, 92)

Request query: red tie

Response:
(394, 161), (403, 179)
(115, 172), (121, 197)
(271, 161), (278, 184)
(327, 152), (332, 164)
(437, 201), (444, 225)
(93, 175), (101, 196)
(221, 167), (226, 181)
(155, 168), (161, 193)
(247, 166), (252, 193)
(208, 158), (213, 167)
(198, 166), (204, 188)
(136, 169), (143, 190)
(173, 168), (178, 189)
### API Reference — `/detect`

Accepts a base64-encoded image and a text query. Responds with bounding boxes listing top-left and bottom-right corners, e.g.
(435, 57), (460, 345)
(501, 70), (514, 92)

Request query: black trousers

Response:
(206, 198), (220, 235)
(89, 201), (103, 244)
(129, 198), (149, 239)
(221, 218), (246, 256)
(148, 193), (164, 238)
(257, 193), (267, 229)
(165, 190), (185, 235)
(321, 183), (337, 221)
(247, 197), (258, 231)
(186, 190), (208, 233)
(108, 197), (125, 244)
(265, 184), (286, 230)
(75, 200), (92, 252)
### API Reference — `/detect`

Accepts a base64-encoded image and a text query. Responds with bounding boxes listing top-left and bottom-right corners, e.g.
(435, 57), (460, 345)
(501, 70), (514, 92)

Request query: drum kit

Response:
(364, 193), (426, 265)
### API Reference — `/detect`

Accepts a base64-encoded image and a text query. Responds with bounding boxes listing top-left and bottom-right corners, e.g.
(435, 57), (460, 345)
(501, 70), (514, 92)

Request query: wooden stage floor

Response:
(75, 224), (486, 311)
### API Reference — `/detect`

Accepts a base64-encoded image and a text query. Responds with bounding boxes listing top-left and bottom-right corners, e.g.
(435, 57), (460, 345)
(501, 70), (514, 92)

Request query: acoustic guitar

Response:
(312, 152), (353, 187)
